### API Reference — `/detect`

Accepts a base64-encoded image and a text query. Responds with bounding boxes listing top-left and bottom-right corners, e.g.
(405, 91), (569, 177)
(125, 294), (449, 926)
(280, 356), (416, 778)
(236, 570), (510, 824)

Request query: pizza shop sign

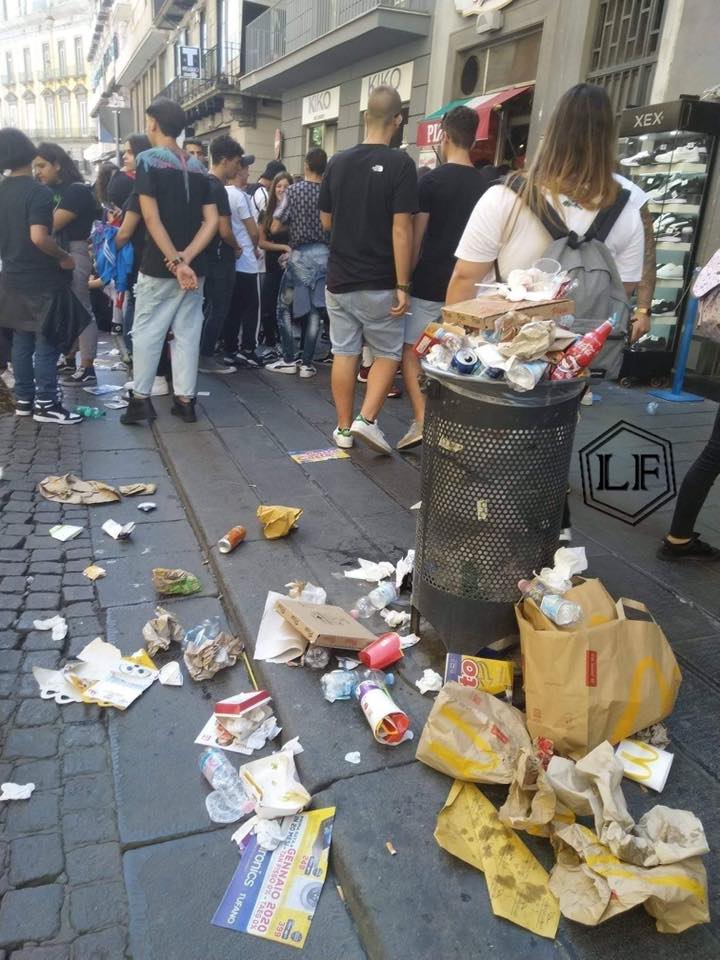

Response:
(360, 61), (414, 111)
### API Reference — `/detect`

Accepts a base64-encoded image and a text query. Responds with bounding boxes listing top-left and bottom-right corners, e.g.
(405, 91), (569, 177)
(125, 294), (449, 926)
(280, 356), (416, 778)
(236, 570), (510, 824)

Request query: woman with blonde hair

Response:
(448, 83), (645, 342)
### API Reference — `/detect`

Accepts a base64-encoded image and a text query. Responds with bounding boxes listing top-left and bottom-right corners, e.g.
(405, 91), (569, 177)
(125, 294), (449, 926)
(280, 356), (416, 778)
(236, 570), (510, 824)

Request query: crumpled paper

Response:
(415, 669), (443, 694)
(33, 615), (67, 642)
(239, 737), (311, 820)
(152, 568), (202, 597)
(634, 722), (670, 748)
(345, 751), (361, 764)
(38, 473), (120, 505)
(183, 617), (243, 681)
(142, 606), (185, 657)
(436, 780), (560, 938)
(118, 482), (157, 496)
(256, 505), (303, 540)
(399, 633), (421, 649)
(83, 564), (106, 582)
(498, 747), (574, 837)
(380, 609), (411, 629)
(0, 782), (35, 801)
(535, 546), (587, 594)
(549, 822), (709, 933)
(158, 662), (183, 686)
(497, 319), (556, 360)
(395, 549), (415, 590)
(343, 558), (395, 582)
(545, 741), (709, 868)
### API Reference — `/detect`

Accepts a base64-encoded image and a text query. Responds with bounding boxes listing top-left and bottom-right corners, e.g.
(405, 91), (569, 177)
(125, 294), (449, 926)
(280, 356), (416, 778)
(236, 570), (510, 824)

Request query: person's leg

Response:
(70, 243), (98, 371)
(200, 260), (234, 359)
(360, 358), (398, 421)
(667, 406), (720, 541)
(168, 279), (204, 401)
(10, 330), (35, 405)
(356, 290), (402, 423)
(130, 275), (178, 397)
(261, 268), (281, 349)
(222, 273), (242, 357)
(274, 270), (297, 364)
(238, 273), (261, 357)
(327, 290), (362, 430)
(301, 309), (321, 368)
(401, 297), (439, 426)
(33, 332), (61, 403)
(331, 355), (359, 428)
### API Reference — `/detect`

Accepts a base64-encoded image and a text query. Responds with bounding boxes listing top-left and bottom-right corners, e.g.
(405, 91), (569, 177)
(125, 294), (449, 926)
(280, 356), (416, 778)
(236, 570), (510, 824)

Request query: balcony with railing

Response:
(157, 43), (250, 122)
(241, 0), (432, 95)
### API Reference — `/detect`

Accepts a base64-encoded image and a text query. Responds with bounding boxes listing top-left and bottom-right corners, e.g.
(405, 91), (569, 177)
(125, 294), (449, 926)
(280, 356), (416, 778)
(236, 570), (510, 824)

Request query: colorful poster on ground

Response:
(212, 807), (336, 949)
(289, 449), (350, 463)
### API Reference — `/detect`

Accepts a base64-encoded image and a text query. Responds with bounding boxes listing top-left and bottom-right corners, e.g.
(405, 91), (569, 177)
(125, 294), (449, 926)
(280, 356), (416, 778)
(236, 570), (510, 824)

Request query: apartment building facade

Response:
(0, 0), (94, 171)
(88, 0), (280, 169)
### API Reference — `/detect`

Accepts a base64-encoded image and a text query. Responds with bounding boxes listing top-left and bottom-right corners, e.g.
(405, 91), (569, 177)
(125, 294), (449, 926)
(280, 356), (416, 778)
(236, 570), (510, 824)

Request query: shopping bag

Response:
(416, 682), (531, 783)
(517, 579), (681, 759)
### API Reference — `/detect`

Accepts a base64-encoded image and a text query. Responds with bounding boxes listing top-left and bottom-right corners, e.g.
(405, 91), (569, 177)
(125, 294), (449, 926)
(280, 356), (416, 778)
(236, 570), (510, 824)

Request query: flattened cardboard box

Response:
(442, 297), (574, 330)
(274, 598), (376, 651)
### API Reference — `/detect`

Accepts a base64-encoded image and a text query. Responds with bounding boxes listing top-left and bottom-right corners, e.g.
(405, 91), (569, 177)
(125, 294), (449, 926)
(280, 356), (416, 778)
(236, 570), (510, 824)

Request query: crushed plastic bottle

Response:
(198, 748), (254, 823)
(302, 646), (331, 670)
(646, 401), (659, 415)
(74, 406), (105, 418)
(518, 578), (582, 626)
(320, 668), (395, 703)
(354, 582), (398, 620)
(299, 583), (327, 604)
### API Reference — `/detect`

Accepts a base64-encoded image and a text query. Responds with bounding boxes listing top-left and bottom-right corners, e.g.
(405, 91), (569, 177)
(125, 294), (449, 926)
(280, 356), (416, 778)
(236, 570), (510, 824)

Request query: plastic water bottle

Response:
(198, 748), (253, 823)
(299, 583), (327, 604)
(646, 401), (659, 415)
(354, 582), (398, 620)
(320, 668), (394, 702)
(518, 579), (582, 626)
(74, 406), (105, 418)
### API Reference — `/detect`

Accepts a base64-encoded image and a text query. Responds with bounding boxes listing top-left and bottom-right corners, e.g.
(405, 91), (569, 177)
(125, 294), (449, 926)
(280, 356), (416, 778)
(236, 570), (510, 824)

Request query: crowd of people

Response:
(0, 81), (717, 558)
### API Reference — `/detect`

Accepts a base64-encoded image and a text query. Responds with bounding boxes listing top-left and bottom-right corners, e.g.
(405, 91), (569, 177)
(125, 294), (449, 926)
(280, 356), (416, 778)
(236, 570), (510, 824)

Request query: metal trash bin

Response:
(413, 368), (585, 653)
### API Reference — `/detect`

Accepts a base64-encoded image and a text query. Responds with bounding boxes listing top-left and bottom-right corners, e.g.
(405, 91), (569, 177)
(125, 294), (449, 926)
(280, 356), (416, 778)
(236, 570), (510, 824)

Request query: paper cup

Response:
(615, 739), (674, 792)
(356, 681), (409, 745)
(359, 633), (403, 670)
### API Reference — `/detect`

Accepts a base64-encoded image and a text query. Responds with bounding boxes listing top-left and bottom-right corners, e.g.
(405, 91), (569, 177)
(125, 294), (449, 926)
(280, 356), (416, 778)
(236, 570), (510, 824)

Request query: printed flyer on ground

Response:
(212, 807), (336, 949)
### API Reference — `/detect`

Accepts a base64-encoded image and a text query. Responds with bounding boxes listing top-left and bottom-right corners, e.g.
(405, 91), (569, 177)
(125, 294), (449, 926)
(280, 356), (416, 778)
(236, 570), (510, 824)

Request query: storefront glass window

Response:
(455, 31), (541, 99)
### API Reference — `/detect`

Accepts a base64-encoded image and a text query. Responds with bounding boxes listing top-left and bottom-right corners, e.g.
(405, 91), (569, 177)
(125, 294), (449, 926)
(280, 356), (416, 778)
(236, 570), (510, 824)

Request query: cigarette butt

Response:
(336, 884), (345, 903)
(385, 841), (397, 856)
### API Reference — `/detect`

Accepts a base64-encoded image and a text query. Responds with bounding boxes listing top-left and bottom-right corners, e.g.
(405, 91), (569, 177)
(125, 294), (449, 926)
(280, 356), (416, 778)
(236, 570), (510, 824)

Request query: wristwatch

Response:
(633, 307), (651, 316)
(396, 282), (411, 293)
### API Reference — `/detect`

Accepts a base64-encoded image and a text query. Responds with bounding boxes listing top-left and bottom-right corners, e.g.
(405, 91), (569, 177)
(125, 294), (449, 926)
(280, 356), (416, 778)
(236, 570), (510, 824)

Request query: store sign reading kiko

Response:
(302, 86), (340, 126)
(360, 62), (414, 111)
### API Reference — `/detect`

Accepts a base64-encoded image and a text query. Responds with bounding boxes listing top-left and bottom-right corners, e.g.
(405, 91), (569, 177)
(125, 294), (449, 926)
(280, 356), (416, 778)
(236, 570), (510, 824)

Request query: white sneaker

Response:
(299, 364), (317, 379)
(123, 377), (169, 397)
(656, 262), (684, 279)
(350, 416), (392, 455)
(266, 359), (298, 375)
(654, 143), (706, 165)
(32, 401), (82, 425)
(397, 420), (423, 450)
(333, 427), (354, 449)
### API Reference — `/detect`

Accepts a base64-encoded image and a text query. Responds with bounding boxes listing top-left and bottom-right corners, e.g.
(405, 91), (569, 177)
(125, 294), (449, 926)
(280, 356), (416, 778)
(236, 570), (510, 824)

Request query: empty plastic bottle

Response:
(74, 406), (105, 419)
(320, 668), (395, 703)
(198, 748), (253, 823)
(646, 401), (659, 415)
(518, 578), (582, 626)
(354, 582), (398, 620)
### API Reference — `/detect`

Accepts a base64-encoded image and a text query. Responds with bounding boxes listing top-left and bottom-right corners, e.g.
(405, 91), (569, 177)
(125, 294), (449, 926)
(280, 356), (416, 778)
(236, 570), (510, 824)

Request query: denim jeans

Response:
(131, 273), (205, 398)
(276, 244), (327, 365)
(11, 330), (60, 403)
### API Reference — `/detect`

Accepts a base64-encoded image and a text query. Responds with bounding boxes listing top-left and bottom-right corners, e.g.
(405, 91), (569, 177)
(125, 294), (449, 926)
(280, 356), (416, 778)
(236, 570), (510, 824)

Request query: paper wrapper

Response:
(239, 740), (311, 819)
(498, 748), (575, 837)
(152, 568), (202, 597)
(183, 629), (244, 681)
(497, 319), (556, 360)
(38, 473), (120, 505)
(549, 823), (709, 933)
(416, 683), (531, 783)
(118, 482), (157, 496)
(256, 505), (303, 540)
(142, 606), (185, 656)
(435, 781), (560, 939)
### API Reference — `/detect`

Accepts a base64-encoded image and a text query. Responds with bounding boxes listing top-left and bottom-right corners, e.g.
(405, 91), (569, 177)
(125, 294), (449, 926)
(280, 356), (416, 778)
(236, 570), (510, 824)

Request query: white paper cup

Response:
(615, 739), (674, 792)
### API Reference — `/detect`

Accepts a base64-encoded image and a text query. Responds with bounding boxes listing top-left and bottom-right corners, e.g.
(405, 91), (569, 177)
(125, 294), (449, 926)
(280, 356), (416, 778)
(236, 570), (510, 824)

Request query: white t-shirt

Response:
(227, 185), (259, 275)
(248, 185), (267, 273)
(455, 182), (645, 284)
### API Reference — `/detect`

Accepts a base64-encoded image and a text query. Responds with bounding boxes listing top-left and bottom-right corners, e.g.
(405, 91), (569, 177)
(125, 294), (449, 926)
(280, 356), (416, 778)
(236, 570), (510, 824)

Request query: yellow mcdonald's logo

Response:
(609, 657), (679, 743)
(428, 705), (500, 777)
(618, 740), (659, 782)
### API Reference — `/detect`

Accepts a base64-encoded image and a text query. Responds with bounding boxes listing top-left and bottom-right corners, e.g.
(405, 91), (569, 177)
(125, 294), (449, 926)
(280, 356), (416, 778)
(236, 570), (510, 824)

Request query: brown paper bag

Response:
(416, 683), (531, 784)
(518, 579), (681, 759)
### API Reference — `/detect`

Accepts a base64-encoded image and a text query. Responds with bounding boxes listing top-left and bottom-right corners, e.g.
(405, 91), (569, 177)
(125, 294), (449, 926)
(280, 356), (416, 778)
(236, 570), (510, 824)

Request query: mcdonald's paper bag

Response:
(416, 683), (531, 783)
(517, 580), (681, 759)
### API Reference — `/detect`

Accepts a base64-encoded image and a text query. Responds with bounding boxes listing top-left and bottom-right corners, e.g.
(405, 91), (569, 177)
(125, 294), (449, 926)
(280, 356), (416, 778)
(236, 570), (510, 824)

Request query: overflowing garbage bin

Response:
(413, 368), (586, 653)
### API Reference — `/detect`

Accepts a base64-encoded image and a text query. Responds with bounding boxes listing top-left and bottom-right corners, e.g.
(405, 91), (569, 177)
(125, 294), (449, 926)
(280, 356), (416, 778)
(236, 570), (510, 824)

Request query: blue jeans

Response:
(12, 330), (60, 404)
(277, 244), (327, 365)
(131, 273), (205, 398)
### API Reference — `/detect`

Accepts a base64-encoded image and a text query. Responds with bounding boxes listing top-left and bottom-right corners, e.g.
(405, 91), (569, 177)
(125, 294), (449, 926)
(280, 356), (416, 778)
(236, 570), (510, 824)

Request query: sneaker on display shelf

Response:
(655, 263), (684, 279)
(653, 142), (708, 165)
(620, 150), (656, 167)
(651, 299), (678, 315)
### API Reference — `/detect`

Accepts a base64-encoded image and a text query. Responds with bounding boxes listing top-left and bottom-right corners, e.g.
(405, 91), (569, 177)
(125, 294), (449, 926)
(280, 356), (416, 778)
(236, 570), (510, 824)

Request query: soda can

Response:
(218, 525), (246, 554)
(451, 347), (479, 375)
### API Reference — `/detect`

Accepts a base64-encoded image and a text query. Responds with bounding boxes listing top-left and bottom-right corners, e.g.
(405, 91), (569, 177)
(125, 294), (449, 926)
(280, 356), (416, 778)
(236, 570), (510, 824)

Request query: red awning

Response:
(416, 85), (533, 148)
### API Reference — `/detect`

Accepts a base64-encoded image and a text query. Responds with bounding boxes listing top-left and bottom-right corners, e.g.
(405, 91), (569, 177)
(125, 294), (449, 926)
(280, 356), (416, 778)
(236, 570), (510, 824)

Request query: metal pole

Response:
(113, 109), (121, 167)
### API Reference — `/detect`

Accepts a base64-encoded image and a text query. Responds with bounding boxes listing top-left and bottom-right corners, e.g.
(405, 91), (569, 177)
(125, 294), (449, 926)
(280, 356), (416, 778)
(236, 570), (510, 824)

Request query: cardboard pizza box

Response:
(273, 598), (376, 651)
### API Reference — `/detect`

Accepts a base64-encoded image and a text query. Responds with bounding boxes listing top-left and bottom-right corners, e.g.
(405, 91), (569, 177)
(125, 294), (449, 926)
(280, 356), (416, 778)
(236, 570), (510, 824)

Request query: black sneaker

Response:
(236, 349), (264, 368)
(62, 366), (97, 386)
(658, 536), (720, 561)
(652, 298), (678, 315)
(57, 357), (76, 375)
(15, 399), (33, 417)
(32, 401), (82, 424)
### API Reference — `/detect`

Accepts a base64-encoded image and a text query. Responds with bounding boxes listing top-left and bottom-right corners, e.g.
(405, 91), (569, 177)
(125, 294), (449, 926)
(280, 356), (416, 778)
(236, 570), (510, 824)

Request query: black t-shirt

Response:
(133, 147), (212, 278)
(0, 176), (67, 294)
(412, 163), (488, 302)
(319, 144), (418, 293)
(54, 182), (97, 241)
(207, 173), (233, 263)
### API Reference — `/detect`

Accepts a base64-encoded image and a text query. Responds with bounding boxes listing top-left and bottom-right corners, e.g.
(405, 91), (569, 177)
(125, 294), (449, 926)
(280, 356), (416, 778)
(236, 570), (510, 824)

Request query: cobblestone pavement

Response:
(0, 414), (129, 960)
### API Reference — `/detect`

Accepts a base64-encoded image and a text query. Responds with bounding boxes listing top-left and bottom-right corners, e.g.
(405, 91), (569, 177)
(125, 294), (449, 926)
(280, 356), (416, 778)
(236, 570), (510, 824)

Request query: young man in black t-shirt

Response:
(198, 134), (244, 375)
(319, 85), (417, 455)
(121, 97), (218, 426)
(398, 106), (487, 450)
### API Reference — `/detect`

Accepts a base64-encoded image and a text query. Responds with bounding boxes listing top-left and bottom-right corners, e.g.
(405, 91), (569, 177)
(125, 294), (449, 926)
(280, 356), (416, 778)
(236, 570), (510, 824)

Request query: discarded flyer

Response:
(82, 384), (121, 395)
(83, 564), (106, 582)
(49, 524), (83, 542)
(102, 519), (135, 540)
(119, 482), (157, 496)
(104, 397), (129, 410)
(38, 474), (120, 505)
(33, 615), (67, 642)
(436, 781), (560, 938)
(213, 807), (335, 949)
(0, 782), (35, 801)
(254, 591), (308, 664)
(289, 448), (350, 463)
